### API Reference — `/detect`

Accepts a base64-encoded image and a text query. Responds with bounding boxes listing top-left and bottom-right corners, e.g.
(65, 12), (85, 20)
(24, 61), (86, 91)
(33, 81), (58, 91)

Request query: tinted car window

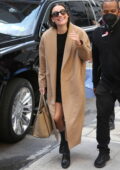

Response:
(65, 1), (90, 27)
(0, 2), (40, 37)
(90, 1), (101, 21)
(84, 1), (95, 25)
(0, 4), (21, 23)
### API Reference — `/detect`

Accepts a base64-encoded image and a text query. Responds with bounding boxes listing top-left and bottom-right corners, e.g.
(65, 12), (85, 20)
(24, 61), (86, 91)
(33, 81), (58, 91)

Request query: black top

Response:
(92, 19), (120, 91)
(56, 32), (67, 102)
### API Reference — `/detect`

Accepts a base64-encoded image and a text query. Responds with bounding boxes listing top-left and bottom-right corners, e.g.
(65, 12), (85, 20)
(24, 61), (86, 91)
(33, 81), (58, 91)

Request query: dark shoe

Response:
(94, 151), (110, 168)
(61, 152), (70, 169)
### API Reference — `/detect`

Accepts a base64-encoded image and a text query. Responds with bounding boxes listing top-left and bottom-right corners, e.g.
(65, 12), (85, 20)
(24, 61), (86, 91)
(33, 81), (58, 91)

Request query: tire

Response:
(0, 78), (35, 143)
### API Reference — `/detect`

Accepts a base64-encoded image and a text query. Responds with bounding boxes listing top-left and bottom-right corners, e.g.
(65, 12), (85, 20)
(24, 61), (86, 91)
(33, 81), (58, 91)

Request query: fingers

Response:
(69, 31), (79, 40)
(69, 31), (77, 36)
(69, 31), (82, 46)
(69, 31), (83, 47)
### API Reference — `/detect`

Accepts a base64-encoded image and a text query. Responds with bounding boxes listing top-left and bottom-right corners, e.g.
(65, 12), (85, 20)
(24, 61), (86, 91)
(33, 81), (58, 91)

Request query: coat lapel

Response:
(61, 23), (74, 71)
(48, 28), (57, 67)
(47, 28), (57, 104)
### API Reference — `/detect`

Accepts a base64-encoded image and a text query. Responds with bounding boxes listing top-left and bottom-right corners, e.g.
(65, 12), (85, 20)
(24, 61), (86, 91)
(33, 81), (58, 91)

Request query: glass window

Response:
(65, 1), (89, 27)
(90, 1), (101, 21)
(0, 2), (40, 37)
(84, 1), (96, 25)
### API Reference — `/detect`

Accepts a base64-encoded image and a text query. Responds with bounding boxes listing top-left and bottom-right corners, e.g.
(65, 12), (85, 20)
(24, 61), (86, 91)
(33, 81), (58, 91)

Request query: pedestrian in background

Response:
(96, 17), (116, 131)
(92, 0), (120, 168)
(39, 3), (91, 169)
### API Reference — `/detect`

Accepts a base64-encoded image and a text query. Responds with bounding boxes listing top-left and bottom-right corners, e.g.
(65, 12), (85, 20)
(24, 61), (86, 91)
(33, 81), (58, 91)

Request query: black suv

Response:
(0, 0), (101, 143)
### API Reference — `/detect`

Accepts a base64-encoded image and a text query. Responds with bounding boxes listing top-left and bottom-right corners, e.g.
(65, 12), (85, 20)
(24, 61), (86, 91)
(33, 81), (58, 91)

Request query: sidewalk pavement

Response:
(23, 106), (120, 170)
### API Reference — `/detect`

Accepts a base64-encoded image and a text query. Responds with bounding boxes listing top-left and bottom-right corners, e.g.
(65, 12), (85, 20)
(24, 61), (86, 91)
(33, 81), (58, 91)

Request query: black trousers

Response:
(95, 82), (120, 152)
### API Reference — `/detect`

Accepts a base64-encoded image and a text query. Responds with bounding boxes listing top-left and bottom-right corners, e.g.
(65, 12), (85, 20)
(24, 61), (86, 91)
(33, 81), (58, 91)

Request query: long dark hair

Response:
(49, 3), (70, 29)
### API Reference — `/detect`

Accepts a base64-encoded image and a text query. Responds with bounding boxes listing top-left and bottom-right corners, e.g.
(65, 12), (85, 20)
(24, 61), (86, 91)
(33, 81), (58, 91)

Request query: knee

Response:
(54, 114), (62, 123)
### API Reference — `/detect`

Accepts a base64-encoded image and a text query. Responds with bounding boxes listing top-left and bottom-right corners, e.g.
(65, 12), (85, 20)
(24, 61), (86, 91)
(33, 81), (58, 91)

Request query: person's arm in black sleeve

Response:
(92, 32), (101, 89)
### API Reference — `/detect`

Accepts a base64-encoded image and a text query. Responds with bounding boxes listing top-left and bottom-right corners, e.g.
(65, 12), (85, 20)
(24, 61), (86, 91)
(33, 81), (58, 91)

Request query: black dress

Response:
(56, 32), (67, 103)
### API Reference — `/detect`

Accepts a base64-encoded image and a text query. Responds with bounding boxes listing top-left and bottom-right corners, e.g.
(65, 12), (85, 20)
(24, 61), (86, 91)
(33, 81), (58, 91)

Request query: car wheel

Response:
(0, 78), (35, 142)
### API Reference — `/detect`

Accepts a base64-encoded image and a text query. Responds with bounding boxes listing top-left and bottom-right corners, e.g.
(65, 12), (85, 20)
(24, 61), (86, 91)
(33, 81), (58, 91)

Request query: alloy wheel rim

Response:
(11, 87), (33, 135)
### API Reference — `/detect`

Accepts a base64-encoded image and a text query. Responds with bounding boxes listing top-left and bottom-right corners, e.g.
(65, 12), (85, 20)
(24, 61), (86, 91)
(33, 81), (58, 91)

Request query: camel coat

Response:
(38, 23), (91, 149)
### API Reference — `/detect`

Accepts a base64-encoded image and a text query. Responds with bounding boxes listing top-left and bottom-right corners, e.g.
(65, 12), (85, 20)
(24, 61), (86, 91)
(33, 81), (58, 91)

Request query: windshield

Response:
(0, 2), (40, 37)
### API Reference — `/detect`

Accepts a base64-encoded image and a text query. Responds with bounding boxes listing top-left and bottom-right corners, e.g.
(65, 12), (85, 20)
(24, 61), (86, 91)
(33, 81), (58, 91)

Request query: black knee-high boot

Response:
(59, 131), (69, 154)
(60, 131), (70, 169)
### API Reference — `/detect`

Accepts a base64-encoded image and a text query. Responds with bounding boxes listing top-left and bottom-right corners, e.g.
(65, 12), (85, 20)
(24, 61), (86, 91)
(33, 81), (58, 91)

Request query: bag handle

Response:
(38, 95), (49, 114)
(41, 95), (47, 109)
(37, 95), (44, 114)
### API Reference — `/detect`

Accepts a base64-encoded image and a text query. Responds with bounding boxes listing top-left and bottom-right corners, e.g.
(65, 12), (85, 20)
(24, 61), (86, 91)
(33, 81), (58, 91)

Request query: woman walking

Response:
(39, 3), (91, 168)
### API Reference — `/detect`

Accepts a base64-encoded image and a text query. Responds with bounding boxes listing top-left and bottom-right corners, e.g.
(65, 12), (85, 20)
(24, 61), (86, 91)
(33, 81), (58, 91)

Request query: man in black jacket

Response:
(92, 0), (120, 168)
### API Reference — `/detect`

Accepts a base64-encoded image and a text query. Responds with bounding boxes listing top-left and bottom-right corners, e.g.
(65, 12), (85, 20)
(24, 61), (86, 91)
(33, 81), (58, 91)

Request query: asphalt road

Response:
(0, 134), (58, 170)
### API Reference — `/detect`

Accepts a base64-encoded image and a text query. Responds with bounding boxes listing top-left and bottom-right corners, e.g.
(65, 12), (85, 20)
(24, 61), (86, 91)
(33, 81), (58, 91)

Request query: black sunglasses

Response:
(51, 9), (67, 17)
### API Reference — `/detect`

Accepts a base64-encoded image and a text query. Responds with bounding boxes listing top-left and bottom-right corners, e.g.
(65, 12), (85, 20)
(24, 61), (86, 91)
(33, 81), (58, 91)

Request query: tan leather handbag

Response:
(33, 95), (58, 139)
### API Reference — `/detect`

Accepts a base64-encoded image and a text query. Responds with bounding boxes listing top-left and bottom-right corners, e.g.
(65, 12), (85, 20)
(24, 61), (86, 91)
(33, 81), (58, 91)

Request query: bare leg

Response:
(54, 102), (65, 132)
(54, 103), (70, 168)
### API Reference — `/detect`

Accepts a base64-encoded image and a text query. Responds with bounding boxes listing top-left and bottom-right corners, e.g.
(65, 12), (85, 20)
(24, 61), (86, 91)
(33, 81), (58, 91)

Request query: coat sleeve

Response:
(92, 31), (101, 88)
(77, 29), (92, 61)
(38, 35), (47, 88)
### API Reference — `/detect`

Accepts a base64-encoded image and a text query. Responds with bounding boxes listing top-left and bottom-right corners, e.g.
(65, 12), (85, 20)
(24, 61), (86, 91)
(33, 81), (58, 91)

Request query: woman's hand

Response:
(39, 87), (45, 95)
(69, 31), (83, 46)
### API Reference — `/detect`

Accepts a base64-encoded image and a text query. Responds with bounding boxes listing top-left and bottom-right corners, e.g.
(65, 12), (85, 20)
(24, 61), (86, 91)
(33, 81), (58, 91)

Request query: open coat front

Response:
(39, 23), (91, 149)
